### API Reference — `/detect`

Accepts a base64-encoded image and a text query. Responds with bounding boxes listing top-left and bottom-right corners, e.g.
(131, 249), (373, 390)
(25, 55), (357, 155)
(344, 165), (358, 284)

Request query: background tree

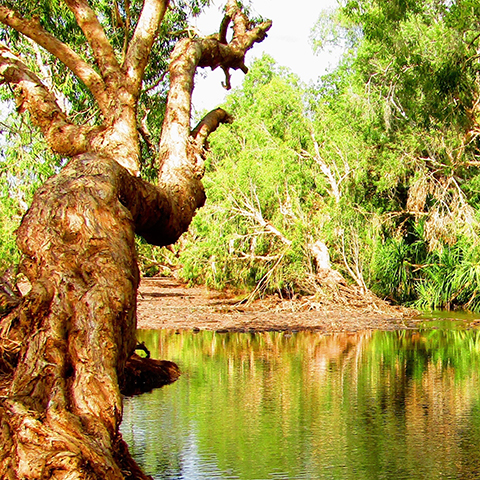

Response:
(0, 0), (271, 478)
(334, 0), (480, 308)
(179, 56), (388, 308)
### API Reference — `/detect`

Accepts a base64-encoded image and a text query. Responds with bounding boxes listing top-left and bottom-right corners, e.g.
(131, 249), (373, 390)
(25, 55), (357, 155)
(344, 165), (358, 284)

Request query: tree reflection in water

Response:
(121, 326), (480, 480)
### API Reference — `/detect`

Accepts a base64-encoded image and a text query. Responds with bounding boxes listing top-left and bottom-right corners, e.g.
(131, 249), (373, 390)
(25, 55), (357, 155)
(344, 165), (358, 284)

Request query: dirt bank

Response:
(137, 276), (420, 333)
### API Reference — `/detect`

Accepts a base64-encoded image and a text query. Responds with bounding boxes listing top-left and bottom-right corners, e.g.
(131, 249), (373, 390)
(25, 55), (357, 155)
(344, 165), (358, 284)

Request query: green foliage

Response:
(0, 107), (62, 274)
(179, 57), (320, 294)
(371, 231), (426, 303)
(0, 197), (21, 274)
(135, 237), (180, 278)
(180, 0), (480, 311)
(414, 241), (480, 312)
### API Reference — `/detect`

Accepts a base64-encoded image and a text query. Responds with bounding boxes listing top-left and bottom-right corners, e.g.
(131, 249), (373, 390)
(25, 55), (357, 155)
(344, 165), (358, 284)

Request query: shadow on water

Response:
(121, 321), (480, 480)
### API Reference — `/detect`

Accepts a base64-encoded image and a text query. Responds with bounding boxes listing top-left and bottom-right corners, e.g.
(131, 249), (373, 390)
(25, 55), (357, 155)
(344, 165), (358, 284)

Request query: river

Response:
(121, 320), (480, 479)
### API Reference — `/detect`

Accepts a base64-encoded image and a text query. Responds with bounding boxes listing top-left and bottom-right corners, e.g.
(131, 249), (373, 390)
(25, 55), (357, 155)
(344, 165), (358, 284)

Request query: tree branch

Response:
(0, 6), (109, 108)
(218, 10), (231, 44)
(155, 2), (271, 240)
(0, 45), (104, 157)
(196, 8), (272, 82)
(159, 2), (272, 169)
(191, 107), (234, 149)
(124, 0), (169, 96)
(64, 0), (121, 91)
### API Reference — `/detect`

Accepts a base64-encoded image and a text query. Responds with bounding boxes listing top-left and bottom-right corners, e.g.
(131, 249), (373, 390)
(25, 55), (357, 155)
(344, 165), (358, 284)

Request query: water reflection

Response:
(121, 328), (480, 479)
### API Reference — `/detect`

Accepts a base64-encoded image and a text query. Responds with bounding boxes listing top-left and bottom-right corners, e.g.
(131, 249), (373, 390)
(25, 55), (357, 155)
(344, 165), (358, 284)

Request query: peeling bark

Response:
(0, 154), (186, 479)
(0, 1), (271, 478)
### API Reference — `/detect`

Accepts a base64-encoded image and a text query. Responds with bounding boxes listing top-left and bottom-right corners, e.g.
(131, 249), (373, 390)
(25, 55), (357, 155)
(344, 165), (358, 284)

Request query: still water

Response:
(121, 324), (480, 480)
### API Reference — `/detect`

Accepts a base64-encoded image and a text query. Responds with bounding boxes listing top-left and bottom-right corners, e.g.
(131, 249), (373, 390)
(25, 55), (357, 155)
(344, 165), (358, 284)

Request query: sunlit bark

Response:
(0, 1), (271, 478)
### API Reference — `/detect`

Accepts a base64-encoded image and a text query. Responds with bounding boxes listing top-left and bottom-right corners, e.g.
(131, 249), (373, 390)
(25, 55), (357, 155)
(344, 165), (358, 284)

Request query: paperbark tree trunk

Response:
(0, 1), (271, 478)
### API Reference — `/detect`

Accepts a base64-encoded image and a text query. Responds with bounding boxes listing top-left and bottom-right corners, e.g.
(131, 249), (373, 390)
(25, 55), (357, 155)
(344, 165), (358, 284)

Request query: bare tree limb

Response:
(124, 0), (169, 96)
(159, 1), (272, 170)
(191, 107), (234, 149)
(309, 132), (341, 203)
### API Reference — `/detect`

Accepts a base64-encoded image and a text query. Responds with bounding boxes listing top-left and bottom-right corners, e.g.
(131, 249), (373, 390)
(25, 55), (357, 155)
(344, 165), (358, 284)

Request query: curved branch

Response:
(124, 0), (169, 96)
(0, 6), (108, 108)
(196, 20), (272, 80)
(64, 0), (121, 90)
(0, 45), (104, 157)
(218, 10), (231, 44)
(191, 107), (234, 149)
(215, 0), (272, 77)
(159, 3), (271, 160)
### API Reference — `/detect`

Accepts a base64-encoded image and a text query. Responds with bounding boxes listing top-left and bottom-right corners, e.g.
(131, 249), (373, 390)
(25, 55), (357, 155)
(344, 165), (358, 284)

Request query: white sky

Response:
(191, 0), (341, 113)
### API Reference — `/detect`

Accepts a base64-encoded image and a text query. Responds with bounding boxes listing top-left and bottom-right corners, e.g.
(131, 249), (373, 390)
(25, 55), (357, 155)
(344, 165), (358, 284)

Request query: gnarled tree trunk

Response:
(0, 0), (271, 478)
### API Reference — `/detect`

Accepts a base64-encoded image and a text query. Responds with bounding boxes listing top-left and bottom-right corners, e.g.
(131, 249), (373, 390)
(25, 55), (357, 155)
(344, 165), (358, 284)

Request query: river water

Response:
(120, 321), (480, 479)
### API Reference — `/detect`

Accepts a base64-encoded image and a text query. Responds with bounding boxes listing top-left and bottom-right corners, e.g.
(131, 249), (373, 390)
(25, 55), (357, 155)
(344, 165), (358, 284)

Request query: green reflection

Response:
(121, 328), (480, 480)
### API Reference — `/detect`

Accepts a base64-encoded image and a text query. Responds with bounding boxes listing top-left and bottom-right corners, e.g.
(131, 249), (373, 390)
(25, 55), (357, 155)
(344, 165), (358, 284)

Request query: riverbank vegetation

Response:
(2, 0), (480, 313)
(177, 0), (480, 312)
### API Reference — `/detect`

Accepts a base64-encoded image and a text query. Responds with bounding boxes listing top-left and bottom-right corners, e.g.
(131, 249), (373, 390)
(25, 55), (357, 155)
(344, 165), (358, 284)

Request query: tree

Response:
(178, 0), (480, 312)
(0, 0), (271, 478)
(313, 0), (480, 308)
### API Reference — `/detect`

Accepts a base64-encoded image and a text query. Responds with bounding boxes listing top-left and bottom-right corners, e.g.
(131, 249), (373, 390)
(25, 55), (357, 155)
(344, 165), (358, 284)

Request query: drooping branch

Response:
(0, 6), (109, 108)
(0, 45), (105, 156)
(124, 0), (169, 96)
(191, 107), (234, 150)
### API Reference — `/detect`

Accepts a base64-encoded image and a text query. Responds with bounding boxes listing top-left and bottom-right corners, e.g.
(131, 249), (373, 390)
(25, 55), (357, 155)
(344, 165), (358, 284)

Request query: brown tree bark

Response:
(0, 1), (271, 478)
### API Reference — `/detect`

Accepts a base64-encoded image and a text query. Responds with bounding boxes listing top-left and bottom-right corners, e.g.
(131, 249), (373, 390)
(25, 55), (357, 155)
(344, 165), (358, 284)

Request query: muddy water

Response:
(121, 323), (480, 479)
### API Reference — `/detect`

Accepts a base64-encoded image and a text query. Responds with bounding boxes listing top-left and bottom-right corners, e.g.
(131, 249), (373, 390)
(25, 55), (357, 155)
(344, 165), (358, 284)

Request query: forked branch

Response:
(0, 6), (108, 108)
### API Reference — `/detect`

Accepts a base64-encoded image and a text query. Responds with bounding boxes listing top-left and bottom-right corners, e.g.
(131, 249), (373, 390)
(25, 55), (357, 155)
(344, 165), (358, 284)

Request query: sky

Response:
(191, 0), (341, 113)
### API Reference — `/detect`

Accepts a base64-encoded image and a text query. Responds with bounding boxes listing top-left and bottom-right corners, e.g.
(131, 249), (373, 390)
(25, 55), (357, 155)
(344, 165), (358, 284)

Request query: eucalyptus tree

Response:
(311, 0), (480, 307)
(0, 0), (271, 478)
